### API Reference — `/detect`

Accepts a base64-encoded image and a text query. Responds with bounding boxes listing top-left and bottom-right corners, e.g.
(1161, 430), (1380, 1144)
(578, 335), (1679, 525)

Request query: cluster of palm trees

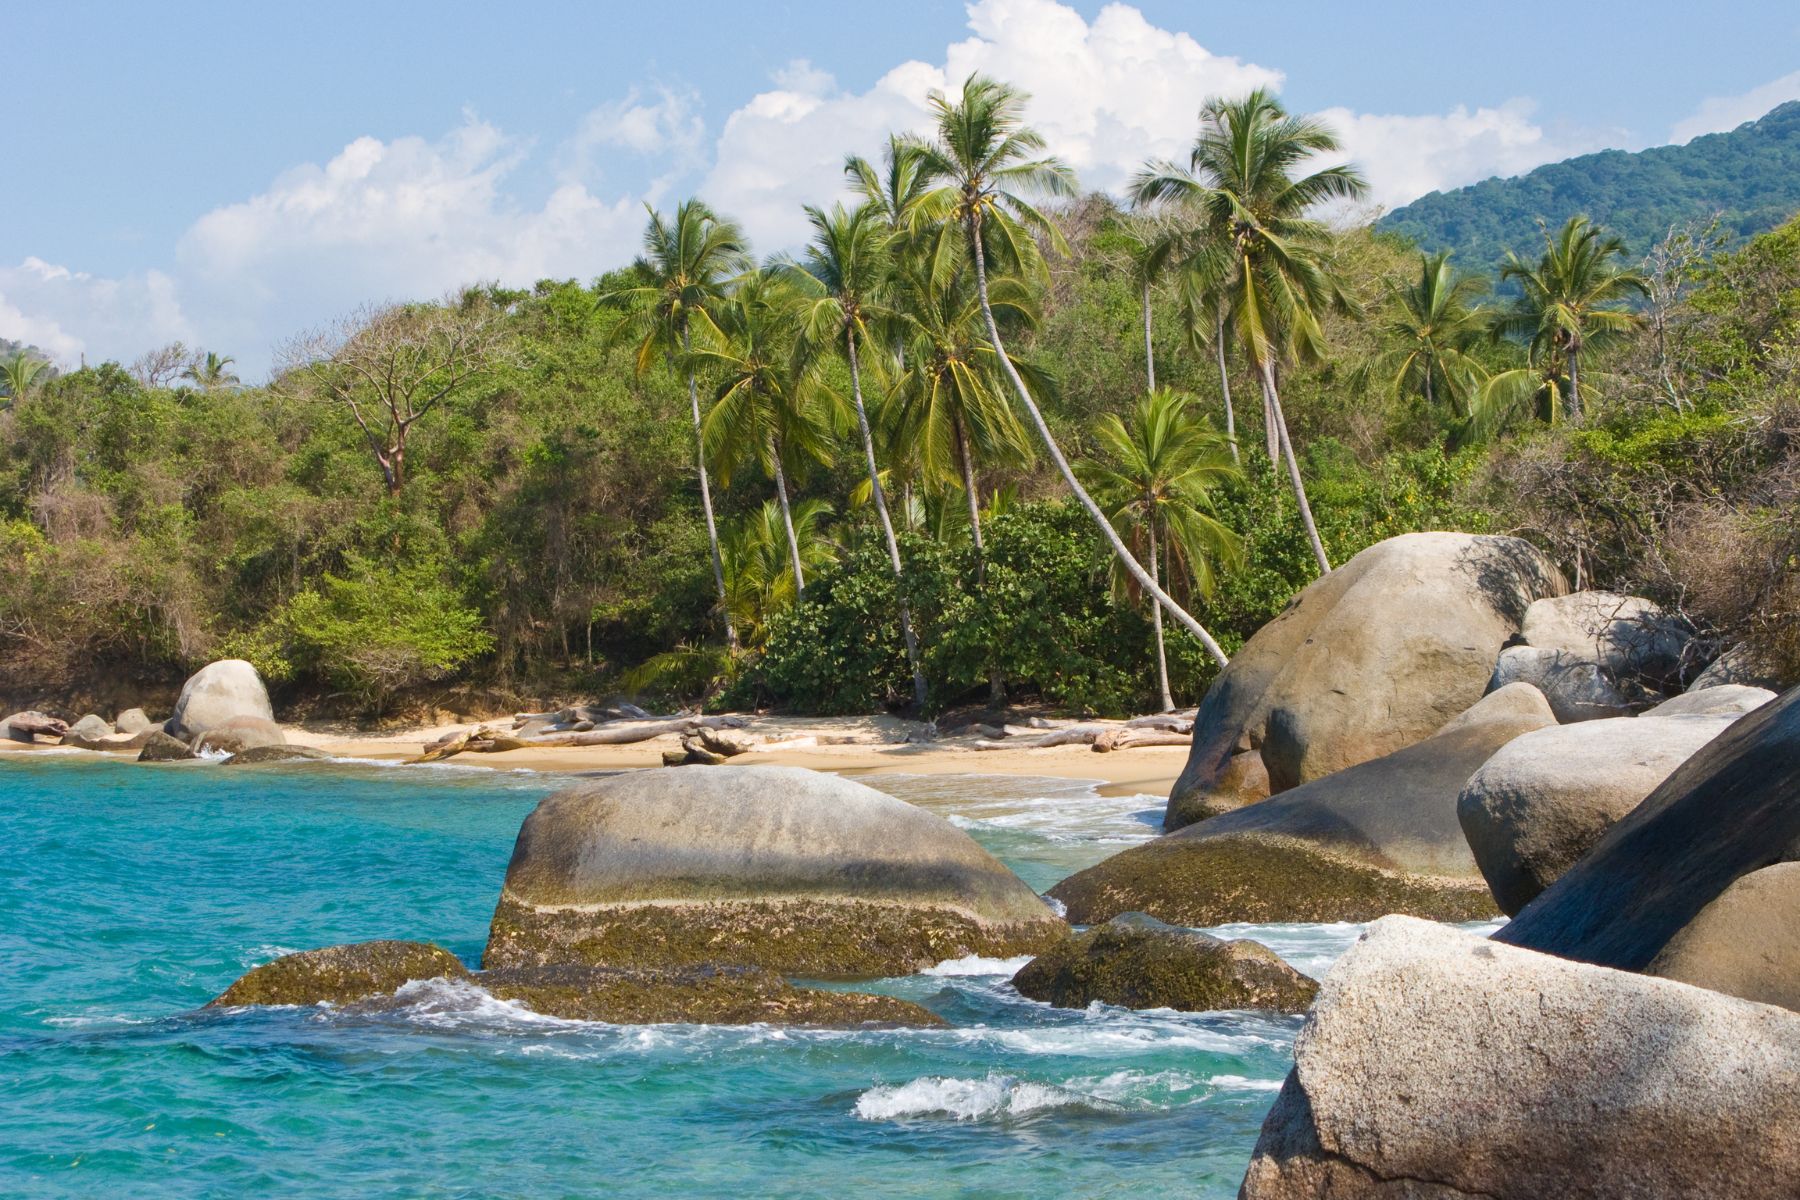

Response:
(604, 75), (1376, 706)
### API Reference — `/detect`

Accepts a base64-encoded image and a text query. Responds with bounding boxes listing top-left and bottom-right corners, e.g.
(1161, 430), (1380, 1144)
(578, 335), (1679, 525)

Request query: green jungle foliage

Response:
(2, 78), (1796, 720)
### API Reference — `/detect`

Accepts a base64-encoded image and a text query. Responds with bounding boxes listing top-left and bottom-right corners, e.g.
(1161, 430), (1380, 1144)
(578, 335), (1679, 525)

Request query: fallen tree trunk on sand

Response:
(413, 715), (752, 762)
(971, 723), (1113, 750)
(1092, 728), (1193, 753)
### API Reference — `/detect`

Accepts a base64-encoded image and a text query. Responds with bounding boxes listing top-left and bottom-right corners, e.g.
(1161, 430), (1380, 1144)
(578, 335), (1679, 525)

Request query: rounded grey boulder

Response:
(168, 659), (274, 740)
(114, 708), (155, 735)
(483, 766), (1068, 978)
(1458, 703), (1758, 914)
(191, 715), (287, 756)
(1241, 916), (1800, 1199)
(1167, 532), (1563, 830)
(1648, 862), (1800, 1013)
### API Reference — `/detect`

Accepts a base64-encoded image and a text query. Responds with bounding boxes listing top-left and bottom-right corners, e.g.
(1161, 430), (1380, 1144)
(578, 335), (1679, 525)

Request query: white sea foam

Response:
(1207, 1074), (1285, 1092)
(922, 953), (1036, 977)
(876, 775), (1162, 845)
(377, 976), (584, 1029)
(1204, 916), (1509, 979)
(853, 1068), (1217, 1122)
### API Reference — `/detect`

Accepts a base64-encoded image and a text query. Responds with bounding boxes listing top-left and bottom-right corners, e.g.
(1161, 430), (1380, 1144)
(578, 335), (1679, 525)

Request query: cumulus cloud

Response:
(1669, 69), (1800, 144)
(0, 257), (192, 367)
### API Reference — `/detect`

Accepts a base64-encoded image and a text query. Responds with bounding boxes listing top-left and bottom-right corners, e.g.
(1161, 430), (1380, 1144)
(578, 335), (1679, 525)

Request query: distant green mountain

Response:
(1380, 101), (1800, 270)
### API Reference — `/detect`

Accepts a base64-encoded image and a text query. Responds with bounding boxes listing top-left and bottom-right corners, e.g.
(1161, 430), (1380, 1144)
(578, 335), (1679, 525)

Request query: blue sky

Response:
(5, 0), (1798, 375)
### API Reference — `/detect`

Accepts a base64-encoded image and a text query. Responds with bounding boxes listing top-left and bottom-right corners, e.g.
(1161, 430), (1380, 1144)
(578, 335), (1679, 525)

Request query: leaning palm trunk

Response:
(1141, 280), (1156, 393)
(1260, 359), (1331, 575)
(769, 433), (806, 600)
(1215, 312), (1239, 465)
(1262, 388), (1280, 464)
(1149, 517), (1173, 712)
(969, 215), (1230, 669)
(847, 333), (927, 709)
(683, 326), (736, 650)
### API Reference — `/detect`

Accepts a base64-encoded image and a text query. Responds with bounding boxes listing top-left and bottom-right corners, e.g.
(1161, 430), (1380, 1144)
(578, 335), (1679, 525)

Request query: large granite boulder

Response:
(168, 659), (274, 740)
(1648, 862), (1800, 1013)
(483, 766), (1068, 978)
(1497, 684), (1800, 970)
(191, 715), (287, 756)
(65, 714), (114, 745)
(1521, 590), (1692, 689)
(114, 708), (155, 735)
(1, 711), (68, 743)
(1240, 917), (1800, 1199)
(1009, 913), (1316, 1013)
(474, 964), (943, 1028)
(1166, 532), (1563, 830)
(1689, 642), (1787, 692)
(210, 941), (470, 1006)
(1457, 689), (1770, 915)
(1488, 644), (1638, 722)
(1052, 685), (1554, 927)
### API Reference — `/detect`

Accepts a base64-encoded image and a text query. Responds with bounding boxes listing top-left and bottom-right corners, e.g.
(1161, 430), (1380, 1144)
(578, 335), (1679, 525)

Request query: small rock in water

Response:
(225, 744), (333, 765)
(209, 941), (471, 1007)
(137, 731), (199, 762)
(1011, 914), (1317, 1013)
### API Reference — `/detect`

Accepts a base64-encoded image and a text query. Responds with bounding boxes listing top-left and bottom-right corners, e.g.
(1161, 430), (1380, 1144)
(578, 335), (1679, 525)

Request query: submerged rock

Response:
(168, 659), (274, 740)
(1165, 532), (1563, 830)
(137, 731), (198, 762)
(1458, 696), (1764, 914)
(1009, 914), (1316, 1013)
(225, 744), (332, 765)
(1051, 685), (1554, 927)
(209, 941), (470, 1007)
(483, 766), (1067, 978)
(1648, 862), (1800, 1013)
(191, 715), (287, 755)
(1497, 684), (1800, 971)
(1240, 917), (1800, 1199)
(476, 963), (943, 1028)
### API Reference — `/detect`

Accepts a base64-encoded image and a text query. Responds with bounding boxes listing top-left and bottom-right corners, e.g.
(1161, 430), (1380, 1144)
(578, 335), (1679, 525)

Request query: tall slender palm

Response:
(1079, 390), (1242, 711)
(694, 270), (836, 601)
(0, 351), (50, 410)
(600, 200), (752, 649)
(1367, 251), (1492, 422)
(1493, 216), (1647, 423)
(886, 259), (1037, 567)
(788, 202), (926, 708)
(918, 73), (1231, 668)
(1134, 89), (1368, 577)
(181, 351), (239, 390)
(1117, 212), (1182, 393)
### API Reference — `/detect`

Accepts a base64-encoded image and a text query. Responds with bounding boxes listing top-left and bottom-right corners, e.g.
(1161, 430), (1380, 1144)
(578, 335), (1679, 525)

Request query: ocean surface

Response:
(0, 755), (1465, 1199)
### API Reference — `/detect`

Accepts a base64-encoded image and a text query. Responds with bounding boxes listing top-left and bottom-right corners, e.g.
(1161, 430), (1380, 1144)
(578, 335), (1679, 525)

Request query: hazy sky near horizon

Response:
(5, 0), (1798, 376)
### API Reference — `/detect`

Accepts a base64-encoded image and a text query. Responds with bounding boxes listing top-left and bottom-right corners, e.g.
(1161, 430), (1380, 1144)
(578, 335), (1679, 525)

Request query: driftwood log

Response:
(1091, 728), (1193, 753)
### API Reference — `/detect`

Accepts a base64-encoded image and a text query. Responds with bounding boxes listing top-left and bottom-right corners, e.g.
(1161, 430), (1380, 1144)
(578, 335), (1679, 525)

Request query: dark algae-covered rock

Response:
(483, 766), (1067, 977)
(137, 731), (199, 762)
(476, 964), (944, 1028)
(1051, 685), (1553, 926)
(1010, 914), (1316, 1013)
(225, 744), (332, 765)
(209, 940), (470, 1007)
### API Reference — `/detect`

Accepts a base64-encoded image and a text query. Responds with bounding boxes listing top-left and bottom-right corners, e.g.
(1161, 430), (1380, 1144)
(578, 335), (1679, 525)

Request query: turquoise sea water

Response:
(1, 755), (1373, 1199)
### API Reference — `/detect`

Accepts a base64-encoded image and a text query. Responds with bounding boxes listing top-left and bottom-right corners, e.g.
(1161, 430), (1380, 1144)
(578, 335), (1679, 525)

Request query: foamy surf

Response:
(922, 953), (1036, 976)
(853, 1068), (1230, 1122)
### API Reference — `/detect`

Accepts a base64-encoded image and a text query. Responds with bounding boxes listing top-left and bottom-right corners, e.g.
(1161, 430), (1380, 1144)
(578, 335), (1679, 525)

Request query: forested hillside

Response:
(3, 80), (1797, 723)
(1382, 101), (1800, 270)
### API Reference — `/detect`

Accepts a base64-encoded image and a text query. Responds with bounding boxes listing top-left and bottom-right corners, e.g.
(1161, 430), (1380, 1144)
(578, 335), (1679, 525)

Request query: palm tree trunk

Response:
(1261, 358), (1331, 576)
(1215, 311), (1238, 465)
(1567, 347), (1582, 422)
(684, 326), (737, 651)
(954, 413), (985, 570)
(1262, 384), (1280, 464)
(968, 213), (1230, 669)
(769, 433), (806, 600)
(1142, 279), (1156, 393)
(848, 332), (927, 709)
(1149, 514), (1173, 712)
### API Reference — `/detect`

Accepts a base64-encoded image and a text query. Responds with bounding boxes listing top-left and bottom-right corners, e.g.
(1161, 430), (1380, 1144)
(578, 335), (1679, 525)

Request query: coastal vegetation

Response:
(3, 78), (1797, 721)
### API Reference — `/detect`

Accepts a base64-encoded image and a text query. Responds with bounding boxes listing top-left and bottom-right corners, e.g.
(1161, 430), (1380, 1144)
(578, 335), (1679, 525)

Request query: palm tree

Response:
(1116, 212), (1182, 393)
(181, 351), (239, 390)
(918, 73), (1231, 668)
(886, 258), (1037, 568)
(0, 351), (50, 410)
(721, 497), (837, 644)
(1367, 251), (1492, 424)
(788, 201), (927, 708)
(600, 200), (752, 649)
(1079, 390), (1241, 711)
(1134, 89), (1368, 577)
(694, 270), (836, 602)
(1493, 216), (1647, 423)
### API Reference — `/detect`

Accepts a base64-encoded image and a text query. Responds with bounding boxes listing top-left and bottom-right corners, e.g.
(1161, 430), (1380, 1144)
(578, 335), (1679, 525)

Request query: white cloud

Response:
(1669, 70), (1800, 144)
(0, 257), (192, 367)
